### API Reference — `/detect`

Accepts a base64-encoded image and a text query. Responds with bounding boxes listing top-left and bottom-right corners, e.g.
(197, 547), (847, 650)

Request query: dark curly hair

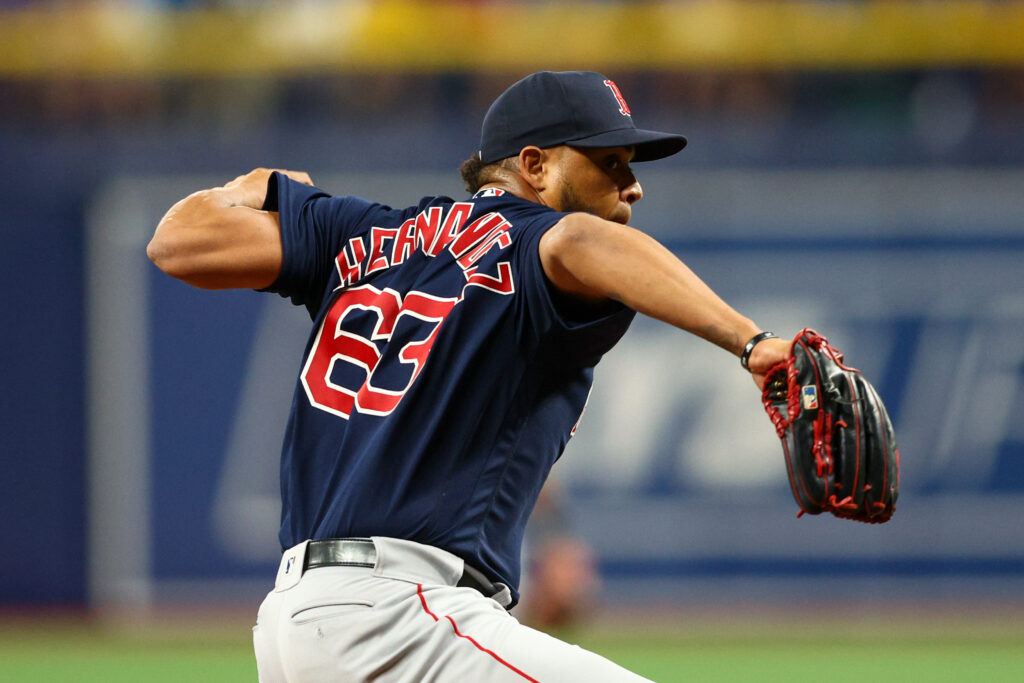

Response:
(459, 154), (519, 194)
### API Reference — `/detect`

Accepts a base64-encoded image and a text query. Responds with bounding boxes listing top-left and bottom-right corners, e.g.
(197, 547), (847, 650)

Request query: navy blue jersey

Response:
(261, 173), (634, 602)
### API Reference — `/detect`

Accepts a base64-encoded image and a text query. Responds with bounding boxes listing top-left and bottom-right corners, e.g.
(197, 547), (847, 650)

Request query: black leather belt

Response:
(306, 538), (503, 600)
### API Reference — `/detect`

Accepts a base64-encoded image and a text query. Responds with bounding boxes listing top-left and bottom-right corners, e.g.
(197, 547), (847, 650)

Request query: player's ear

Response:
(518, 146), (548, 192)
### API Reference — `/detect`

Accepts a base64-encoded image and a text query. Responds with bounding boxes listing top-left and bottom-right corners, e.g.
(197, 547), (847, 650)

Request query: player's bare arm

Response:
(538, 213), (791, 386)
(147, 167), (312, 290)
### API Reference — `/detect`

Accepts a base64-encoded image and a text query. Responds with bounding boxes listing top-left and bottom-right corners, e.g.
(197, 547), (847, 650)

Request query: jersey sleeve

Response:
(260, 172), (391, 311)
(513, 211), (636, 365)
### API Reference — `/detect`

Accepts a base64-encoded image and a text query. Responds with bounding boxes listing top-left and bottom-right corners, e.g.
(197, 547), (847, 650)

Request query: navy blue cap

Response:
(478, 71), (687, 164)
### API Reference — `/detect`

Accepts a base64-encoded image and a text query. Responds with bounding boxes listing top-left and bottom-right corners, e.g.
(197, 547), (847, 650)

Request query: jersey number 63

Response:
(300, 284), (457, 419)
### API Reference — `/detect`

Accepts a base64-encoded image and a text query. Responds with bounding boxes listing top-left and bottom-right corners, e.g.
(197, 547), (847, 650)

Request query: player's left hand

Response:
(745, 336), (792, 389)
(760, 328), (900, 523)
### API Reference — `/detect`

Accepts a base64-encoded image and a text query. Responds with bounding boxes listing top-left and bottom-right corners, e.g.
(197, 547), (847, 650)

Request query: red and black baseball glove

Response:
(762, 328), (900, 523)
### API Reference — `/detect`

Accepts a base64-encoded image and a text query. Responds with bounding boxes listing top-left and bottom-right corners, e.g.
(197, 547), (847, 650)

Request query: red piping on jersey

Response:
(416, 584), (541, 683)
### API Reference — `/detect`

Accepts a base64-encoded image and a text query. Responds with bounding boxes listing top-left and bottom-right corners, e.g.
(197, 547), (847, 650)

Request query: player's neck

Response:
(479, 174), (547, 207)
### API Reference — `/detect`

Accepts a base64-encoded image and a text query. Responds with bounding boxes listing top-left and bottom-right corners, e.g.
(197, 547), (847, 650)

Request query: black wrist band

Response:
(740, 331), (777, 370)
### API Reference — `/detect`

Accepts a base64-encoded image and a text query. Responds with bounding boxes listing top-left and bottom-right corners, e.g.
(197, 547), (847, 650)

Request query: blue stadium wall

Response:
(3, 70), (1023, 606)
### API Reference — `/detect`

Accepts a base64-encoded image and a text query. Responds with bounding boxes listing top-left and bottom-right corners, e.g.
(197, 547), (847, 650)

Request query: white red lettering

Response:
(335, 236), (368, 287)
(336, 205), (512, 289)
(456, 230), (512, 270)
(449, 213), (510, 259)
(366, 227), (398, 275)
(464, 261), (514, 295)
(414, 206), (444, 256)
(430, 202), (473, 256)
(391, 218), (417, 266)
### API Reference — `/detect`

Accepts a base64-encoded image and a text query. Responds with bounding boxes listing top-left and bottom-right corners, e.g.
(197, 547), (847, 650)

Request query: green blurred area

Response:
(3, 610), (1022, 683)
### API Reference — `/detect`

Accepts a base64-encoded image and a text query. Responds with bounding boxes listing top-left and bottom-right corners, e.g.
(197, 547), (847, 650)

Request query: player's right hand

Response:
(746, 336), (792, 390)
(222, 168), (315, 209)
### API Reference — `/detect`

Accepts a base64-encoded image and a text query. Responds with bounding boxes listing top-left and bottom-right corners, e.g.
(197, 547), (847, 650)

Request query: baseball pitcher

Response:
(149, 71), (895, 682)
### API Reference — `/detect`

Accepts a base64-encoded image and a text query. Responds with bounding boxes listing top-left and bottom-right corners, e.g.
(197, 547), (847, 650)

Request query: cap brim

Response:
(567, 127), (687, 162)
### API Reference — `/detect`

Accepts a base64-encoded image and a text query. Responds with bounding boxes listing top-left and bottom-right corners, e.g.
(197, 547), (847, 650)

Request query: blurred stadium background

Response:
(3, 0), (1024, 681)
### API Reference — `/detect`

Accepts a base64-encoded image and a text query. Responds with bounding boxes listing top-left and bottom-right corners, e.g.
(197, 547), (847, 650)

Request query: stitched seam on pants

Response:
(416, 584), (540, 683)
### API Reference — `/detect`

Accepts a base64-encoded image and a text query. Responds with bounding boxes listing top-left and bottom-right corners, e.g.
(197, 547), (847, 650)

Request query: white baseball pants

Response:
(253, 536), (654, 682)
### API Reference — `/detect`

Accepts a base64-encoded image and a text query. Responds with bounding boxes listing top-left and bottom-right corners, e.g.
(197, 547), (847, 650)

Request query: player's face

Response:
(551, 146), (642, 224)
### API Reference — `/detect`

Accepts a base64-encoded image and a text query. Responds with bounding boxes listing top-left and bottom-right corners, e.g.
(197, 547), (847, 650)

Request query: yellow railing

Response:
(3, 0), (1024, 77)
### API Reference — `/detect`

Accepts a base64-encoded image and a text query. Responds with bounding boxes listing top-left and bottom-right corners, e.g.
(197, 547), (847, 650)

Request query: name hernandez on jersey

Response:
(335, 200), (514, 291)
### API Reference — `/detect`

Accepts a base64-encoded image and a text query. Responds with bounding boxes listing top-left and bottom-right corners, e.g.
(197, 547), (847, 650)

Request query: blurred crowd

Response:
(3, 69), (1024, 165)
(3, 0), (1023, 167)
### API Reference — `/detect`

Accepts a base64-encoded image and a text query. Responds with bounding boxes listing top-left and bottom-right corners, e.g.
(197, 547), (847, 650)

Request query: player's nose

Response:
(621, 178), (642, 205)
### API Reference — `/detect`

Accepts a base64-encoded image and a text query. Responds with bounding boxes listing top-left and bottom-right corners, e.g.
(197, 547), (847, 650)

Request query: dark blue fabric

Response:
(479, 70), (686, 163)
(262, 174), (635, 604)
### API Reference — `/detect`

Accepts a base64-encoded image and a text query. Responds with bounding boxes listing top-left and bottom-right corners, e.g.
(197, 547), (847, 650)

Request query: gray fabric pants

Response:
(253, 537), (653, 682)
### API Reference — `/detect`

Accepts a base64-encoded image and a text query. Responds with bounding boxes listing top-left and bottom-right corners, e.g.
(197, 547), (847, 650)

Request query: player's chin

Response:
(607, 204), (631, 225)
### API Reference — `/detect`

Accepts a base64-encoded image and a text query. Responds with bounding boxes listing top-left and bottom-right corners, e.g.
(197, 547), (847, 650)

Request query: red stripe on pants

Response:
(416, 583), (540, 682)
